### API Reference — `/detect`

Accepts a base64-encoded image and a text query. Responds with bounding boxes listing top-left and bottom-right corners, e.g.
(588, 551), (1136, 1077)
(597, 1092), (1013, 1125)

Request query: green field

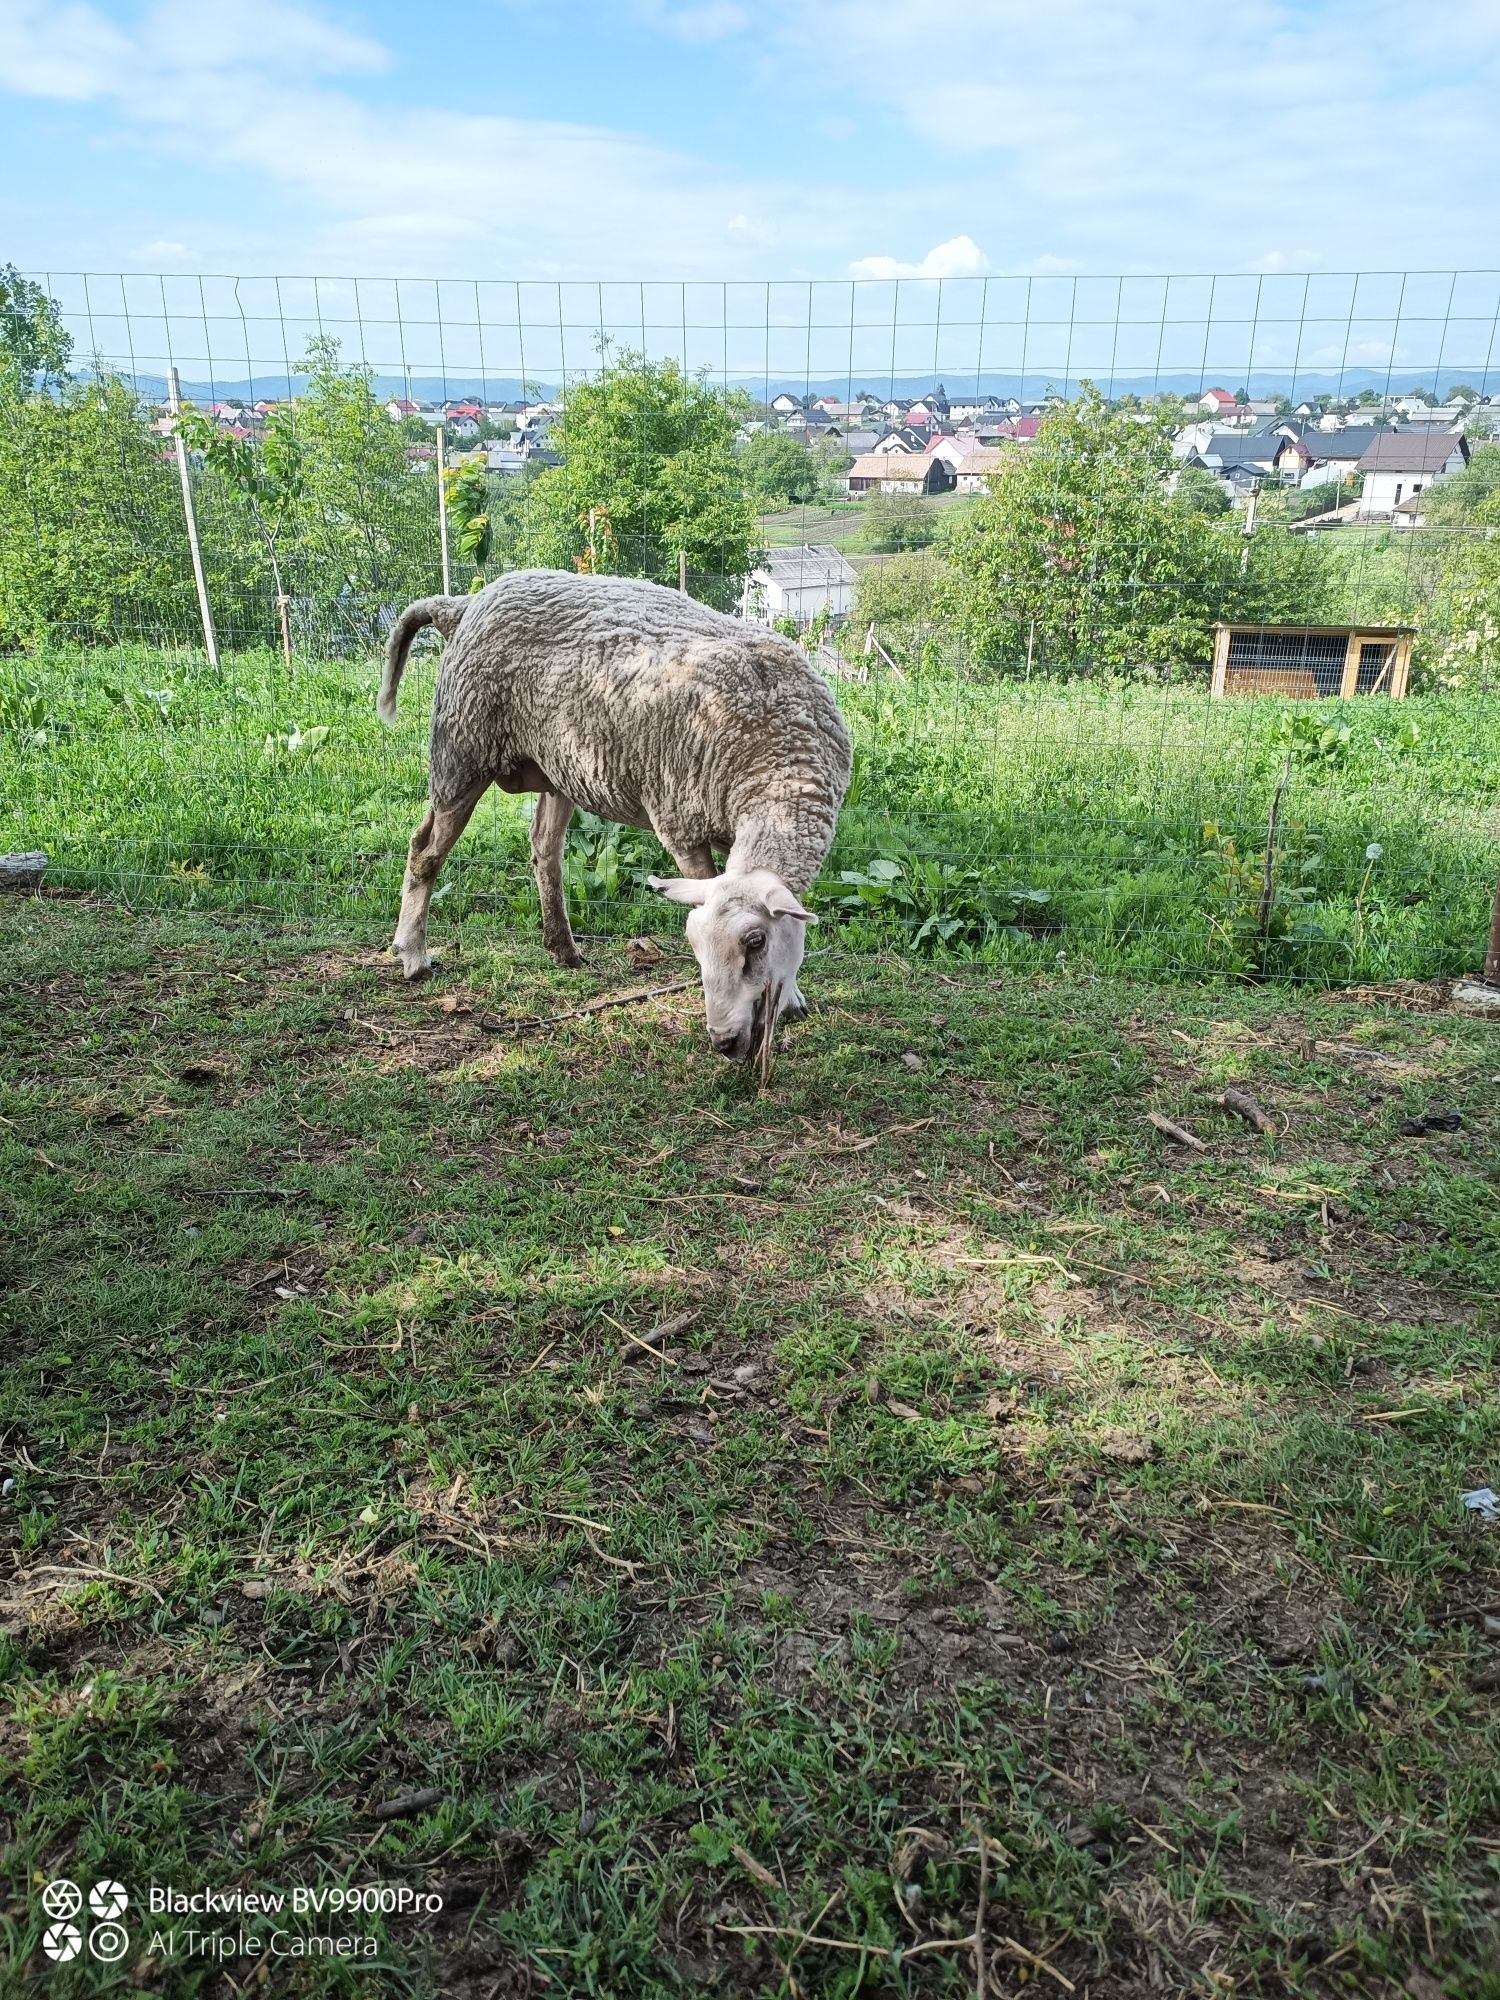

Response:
(4, 902), (1499, 1995)
(756, 494), (974, 553)
(3, 641), (1497, 983)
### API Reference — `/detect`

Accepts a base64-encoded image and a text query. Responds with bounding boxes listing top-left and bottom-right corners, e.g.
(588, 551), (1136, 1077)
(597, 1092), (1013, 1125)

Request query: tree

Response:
(865, 490), (936, 551)
(0, 264), (71, 388)
(519, 349), (758, 609)
(739, 429), (819, 506)
(288, 335), (435, 629)
(1172, 464), (1231, 518)
(940, 385), (1328, 674)
(0, 373), (212, 649)
(178, 402), (305, 664)
(1410, 441), (1500, 526)
(443, 459), (493, 582)
(181, 335), (440, 652)
(1447, 383), (1480, 405)
(853, 547), (950, 666)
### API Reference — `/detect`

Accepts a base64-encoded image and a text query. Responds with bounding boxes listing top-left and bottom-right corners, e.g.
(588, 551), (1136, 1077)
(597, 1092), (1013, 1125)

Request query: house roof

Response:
(1301, 424), (1387, 460)
(848, 451), (937, 481)
(954, 445), (1007, 476)
(756, 543), (858, 588)
(1196, 432), (1279, 468)
(1357, 432), (1470, 474)
(1200, 387), (1236, 402)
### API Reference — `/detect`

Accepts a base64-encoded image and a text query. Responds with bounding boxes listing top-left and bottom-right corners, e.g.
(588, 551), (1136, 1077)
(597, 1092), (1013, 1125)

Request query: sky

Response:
(4, 0), (1500, 389)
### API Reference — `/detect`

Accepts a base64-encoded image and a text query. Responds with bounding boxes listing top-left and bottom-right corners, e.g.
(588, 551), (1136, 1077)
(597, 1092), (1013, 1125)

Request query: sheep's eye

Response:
(743, 928), (767, 953)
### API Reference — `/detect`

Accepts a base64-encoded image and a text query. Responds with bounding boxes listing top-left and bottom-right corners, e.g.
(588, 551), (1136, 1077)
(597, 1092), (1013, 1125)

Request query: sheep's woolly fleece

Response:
(380, 570), (852, 892)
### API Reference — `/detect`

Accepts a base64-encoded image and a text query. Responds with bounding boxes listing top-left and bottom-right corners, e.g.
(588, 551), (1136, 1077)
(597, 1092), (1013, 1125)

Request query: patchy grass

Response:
(3, 900), (1500, 1998)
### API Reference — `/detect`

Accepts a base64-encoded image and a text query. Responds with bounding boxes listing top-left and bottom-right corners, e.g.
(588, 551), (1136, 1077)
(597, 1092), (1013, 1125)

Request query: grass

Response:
(3, 640), (1498, 984)
(756, 495), (974, 553)
(3, 898), (1500, 1996)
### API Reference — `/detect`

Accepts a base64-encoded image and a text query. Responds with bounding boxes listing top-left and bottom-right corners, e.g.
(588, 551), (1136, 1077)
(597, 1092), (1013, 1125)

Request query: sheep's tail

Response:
(377, 595), (471, 723)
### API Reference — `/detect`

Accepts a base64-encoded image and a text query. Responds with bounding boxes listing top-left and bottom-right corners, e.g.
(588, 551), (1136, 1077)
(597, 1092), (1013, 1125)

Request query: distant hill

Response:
(105, 367), (1484, 407)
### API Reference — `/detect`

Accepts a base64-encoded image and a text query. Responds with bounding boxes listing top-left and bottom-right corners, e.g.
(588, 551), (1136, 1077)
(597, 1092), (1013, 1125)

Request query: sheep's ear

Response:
(767, 884), (817, 925)
(648, 875), (712, 906)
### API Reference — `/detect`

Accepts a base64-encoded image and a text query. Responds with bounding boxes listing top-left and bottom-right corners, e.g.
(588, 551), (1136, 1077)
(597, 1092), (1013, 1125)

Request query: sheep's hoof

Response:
(546, 941), (585, 970)
(394, 944), (435, 980)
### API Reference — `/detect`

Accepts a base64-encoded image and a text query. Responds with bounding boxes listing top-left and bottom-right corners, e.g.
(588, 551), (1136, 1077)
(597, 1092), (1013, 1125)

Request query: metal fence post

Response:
(167, 367), (220, 673)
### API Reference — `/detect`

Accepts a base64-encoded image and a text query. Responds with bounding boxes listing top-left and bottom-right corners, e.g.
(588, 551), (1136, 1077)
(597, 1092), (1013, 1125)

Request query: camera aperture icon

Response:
(42, 1921), (83, 1963)
(90, 1880), (129, 1921)
(41, 1879), (82, 1921)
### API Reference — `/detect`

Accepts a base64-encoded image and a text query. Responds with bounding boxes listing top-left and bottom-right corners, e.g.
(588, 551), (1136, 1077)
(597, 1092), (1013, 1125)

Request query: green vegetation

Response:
(738, 429), (823, 506)
(515, 350), (759, 609)
(3, 640), (1496, 982)
(940, 388), (1331, 672)
(865, 490), (939, 552)
(4, 902), (1499, 1996)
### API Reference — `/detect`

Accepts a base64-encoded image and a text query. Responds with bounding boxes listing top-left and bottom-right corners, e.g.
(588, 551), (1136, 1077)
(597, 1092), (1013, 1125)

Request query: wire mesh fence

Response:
(2, 267), (1499, 981)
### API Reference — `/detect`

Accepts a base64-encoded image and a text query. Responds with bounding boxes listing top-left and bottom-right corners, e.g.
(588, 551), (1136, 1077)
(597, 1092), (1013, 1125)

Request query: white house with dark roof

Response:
(742, 543), (858, 626)
(1356, 432), (1470, 518)
(1273, 424), (1390, 488)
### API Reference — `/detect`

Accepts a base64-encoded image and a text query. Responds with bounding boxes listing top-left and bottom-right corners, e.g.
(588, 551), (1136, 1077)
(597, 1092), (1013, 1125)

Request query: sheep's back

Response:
(434, 571), (850, 830)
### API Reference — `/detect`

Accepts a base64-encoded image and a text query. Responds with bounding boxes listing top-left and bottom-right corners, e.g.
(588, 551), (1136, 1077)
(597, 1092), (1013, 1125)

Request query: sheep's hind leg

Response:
(531, 791), (582, 968)
(392, 779), (488, 979)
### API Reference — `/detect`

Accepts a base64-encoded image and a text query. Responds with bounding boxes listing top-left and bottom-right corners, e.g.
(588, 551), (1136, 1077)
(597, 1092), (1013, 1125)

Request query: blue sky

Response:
(4, 1), (1499, 390)
(5, 0), (1500, 281)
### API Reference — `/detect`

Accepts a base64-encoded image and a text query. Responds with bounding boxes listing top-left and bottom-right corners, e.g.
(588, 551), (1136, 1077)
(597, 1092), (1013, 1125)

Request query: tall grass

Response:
(2, 638), (1496, 980)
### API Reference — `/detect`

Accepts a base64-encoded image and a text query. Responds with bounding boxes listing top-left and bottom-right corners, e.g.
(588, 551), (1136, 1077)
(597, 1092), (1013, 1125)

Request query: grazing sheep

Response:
(378, 569), (852, 1058)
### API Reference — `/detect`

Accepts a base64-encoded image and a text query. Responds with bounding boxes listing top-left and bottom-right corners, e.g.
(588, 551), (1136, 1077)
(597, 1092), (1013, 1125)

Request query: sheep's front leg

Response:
(663, 840), (716, 880)
(392, 780), (489, 979)
(531, 791), (581, 968)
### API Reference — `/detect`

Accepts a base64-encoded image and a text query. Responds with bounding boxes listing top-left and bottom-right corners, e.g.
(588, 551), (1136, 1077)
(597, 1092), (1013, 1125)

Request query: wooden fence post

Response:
(167, 367), (220, 674)
(435, 424), (452, 596)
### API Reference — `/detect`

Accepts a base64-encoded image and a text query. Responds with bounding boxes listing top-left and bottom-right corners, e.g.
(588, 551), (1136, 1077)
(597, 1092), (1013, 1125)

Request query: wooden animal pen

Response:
(1210, 624), (1413, 700)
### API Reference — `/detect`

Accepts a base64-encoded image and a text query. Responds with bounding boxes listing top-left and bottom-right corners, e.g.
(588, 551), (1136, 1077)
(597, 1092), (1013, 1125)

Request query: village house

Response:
(870, 425), (931, 456)
(947, 393), (1010, 422)
(1272, 424), (1389, 487)
(950, 443), (1007, 491)
(1356, 431), (1471, 519)
(741, 543), (857, 626)
(846, 449), (955, 497)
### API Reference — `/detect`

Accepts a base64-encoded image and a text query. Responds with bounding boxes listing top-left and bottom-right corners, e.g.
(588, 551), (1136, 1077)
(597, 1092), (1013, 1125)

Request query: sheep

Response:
(377, 568), (852, 1058)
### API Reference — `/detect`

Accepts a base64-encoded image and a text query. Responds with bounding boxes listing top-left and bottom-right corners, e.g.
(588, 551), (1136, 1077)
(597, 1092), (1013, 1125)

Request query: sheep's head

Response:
(648, 869), (816, 1059)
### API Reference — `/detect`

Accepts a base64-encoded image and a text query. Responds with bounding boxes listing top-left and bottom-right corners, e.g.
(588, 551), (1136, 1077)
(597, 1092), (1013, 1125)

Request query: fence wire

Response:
(2, 268), (1498, 983)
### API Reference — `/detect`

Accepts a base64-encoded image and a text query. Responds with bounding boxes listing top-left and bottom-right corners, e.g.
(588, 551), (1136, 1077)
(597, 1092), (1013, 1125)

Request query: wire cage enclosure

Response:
(1209, 624), (1414, 701)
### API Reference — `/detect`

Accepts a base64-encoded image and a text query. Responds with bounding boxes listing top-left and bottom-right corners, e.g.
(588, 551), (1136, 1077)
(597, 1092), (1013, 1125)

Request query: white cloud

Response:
(849, 234), (989, 280)
(745, 0), (1500, 272)
(0, 0), (853, 277)
(647, 1), (750, 41)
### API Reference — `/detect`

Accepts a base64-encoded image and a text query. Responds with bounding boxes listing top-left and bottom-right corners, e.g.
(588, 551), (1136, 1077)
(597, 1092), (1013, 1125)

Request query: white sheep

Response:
(378, 569), (852, 1057)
